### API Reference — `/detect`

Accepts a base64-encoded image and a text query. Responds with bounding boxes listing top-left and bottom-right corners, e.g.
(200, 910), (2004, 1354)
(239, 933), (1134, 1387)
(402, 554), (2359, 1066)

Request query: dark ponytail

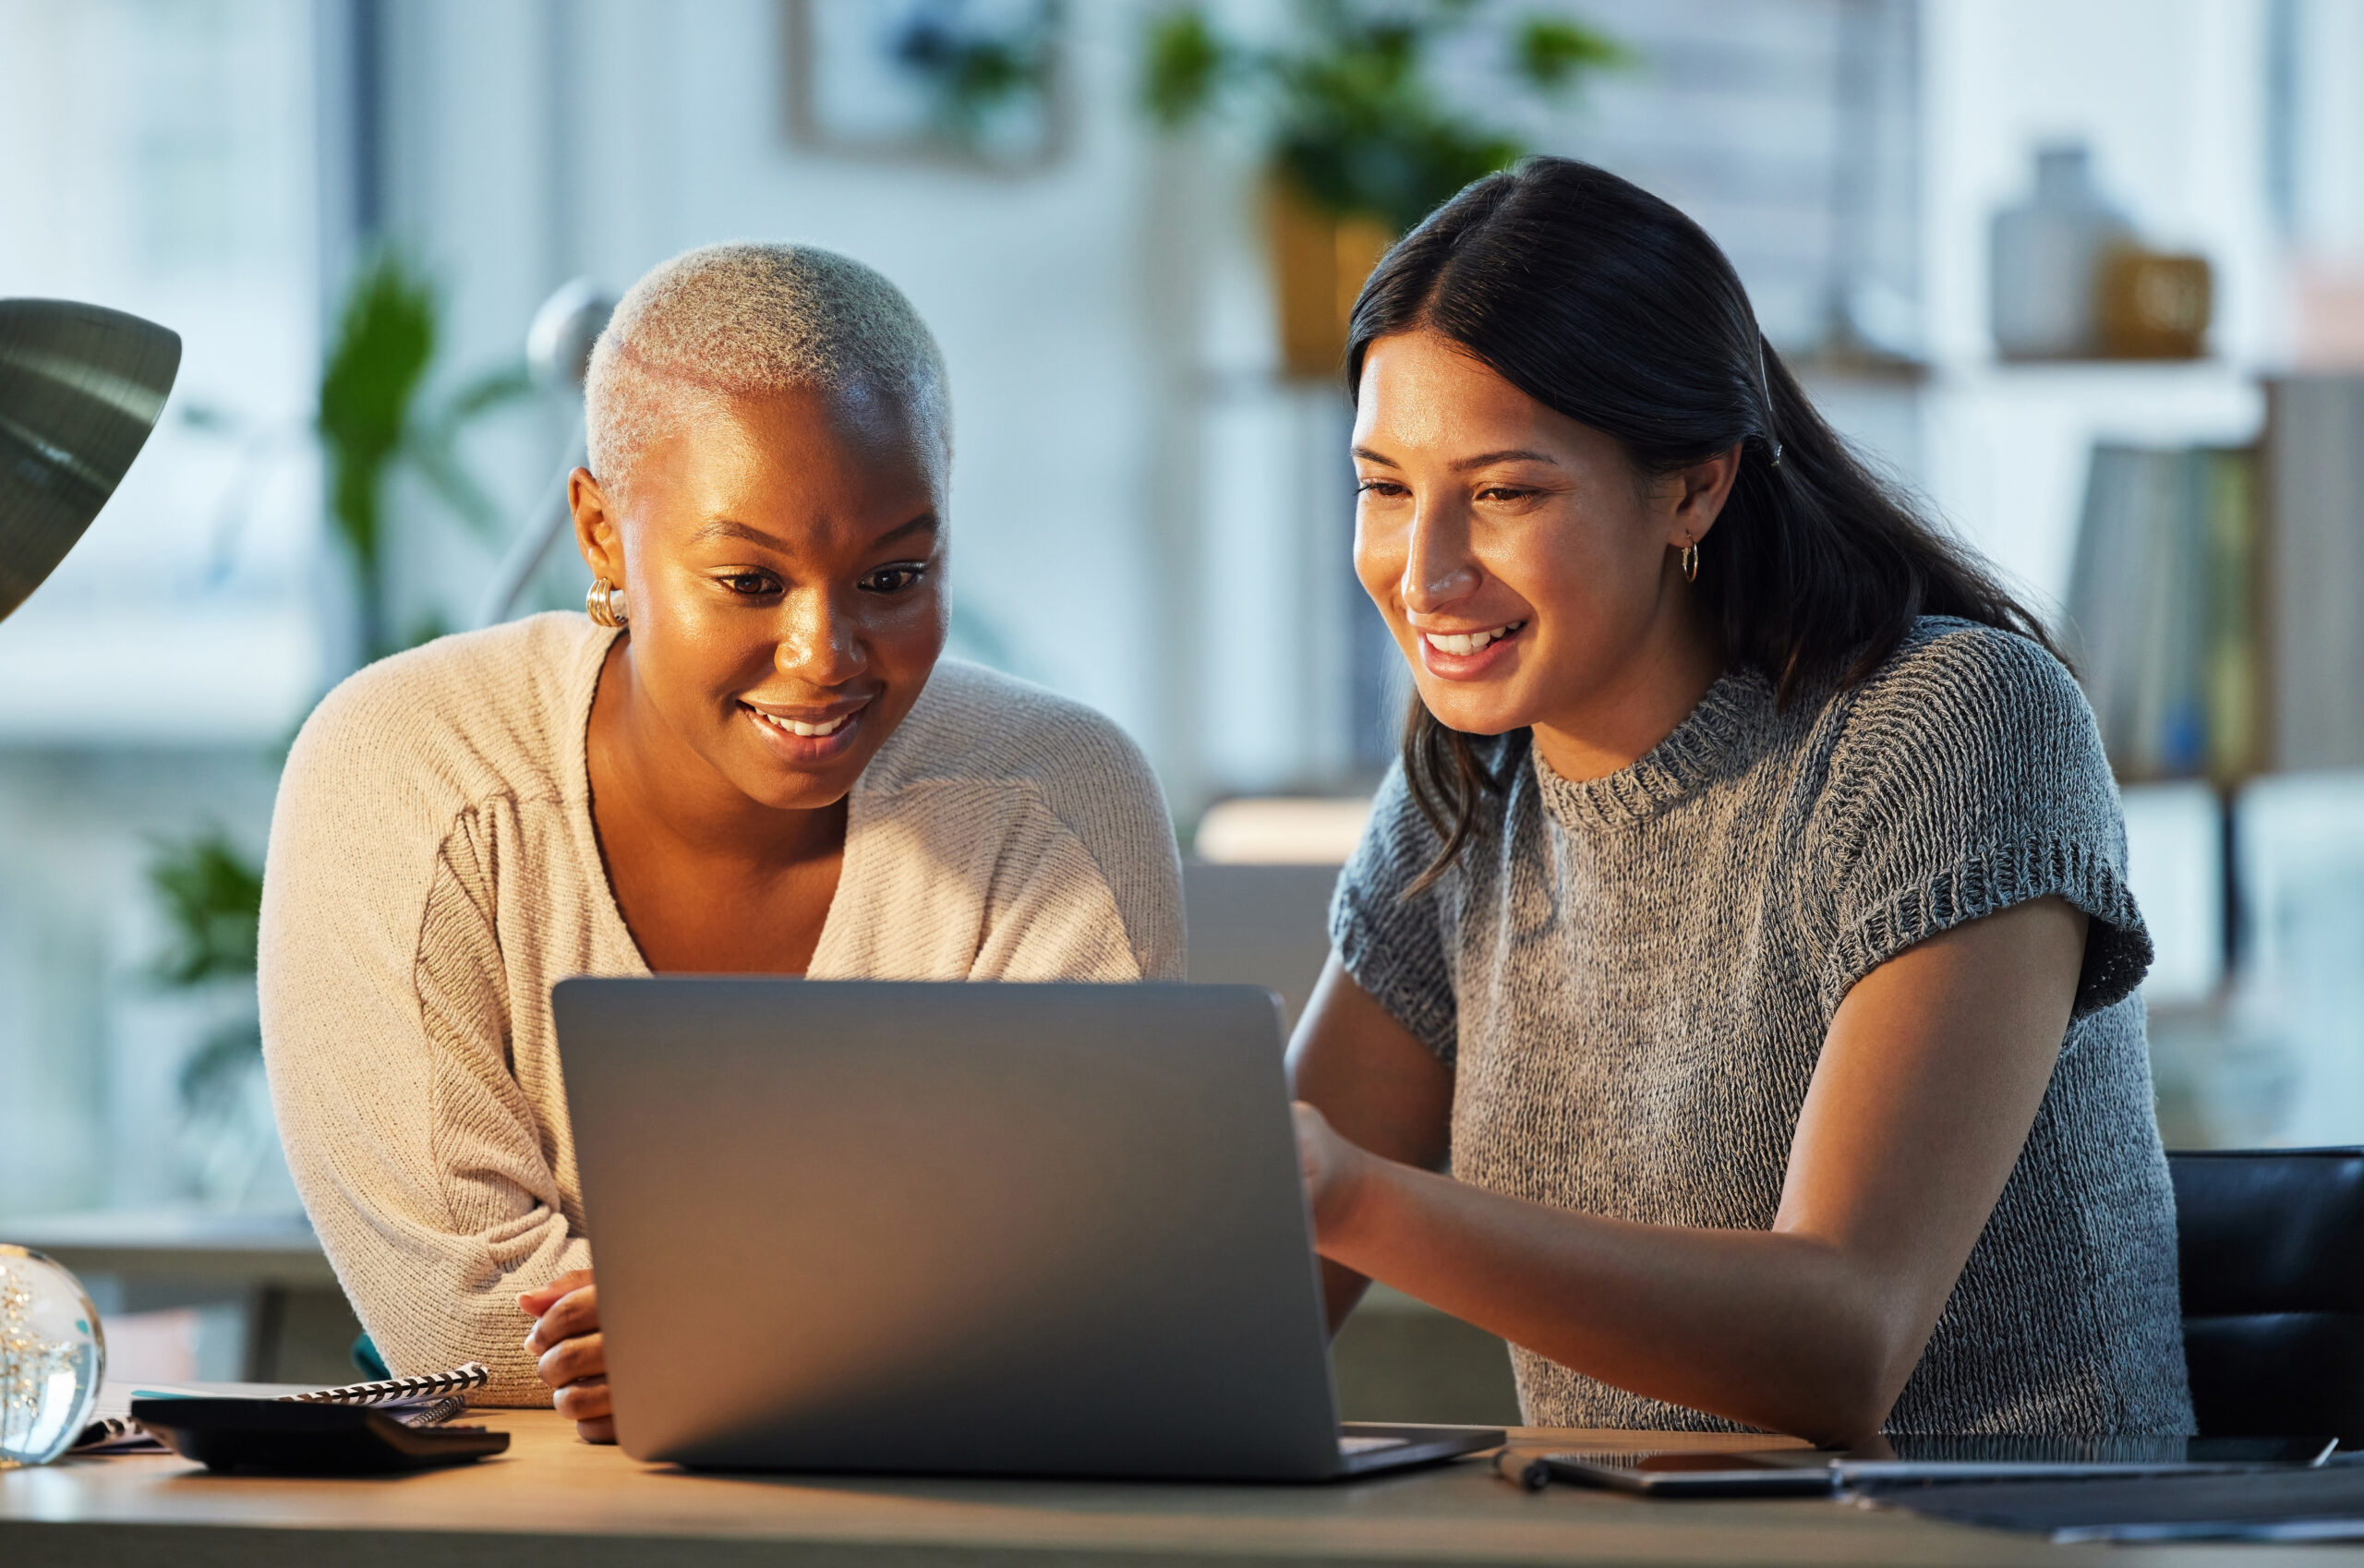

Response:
(1349, 158), (2056, 889)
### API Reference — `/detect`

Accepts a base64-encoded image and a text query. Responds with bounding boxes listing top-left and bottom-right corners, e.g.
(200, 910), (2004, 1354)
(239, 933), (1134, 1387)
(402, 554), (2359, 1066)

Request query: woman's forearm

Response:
(1321, 1157), (1925, 1445)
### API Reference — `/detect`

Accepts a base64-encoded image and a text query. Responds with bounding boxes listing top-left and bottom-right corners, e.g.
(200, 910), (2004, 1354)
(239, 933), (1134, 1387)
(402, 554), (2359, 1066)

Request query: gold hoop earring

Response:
(1680, 541), (1700, 583)
(585, 576), (629, 628)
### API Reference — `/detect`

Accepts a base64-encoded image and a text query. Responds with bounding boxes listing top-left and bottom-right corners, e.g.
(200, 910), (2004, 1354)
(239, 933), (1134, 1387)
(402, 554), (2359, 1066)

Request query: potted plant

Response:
(1141, 1), (1624, 378)
(156, 252), (531, 1193)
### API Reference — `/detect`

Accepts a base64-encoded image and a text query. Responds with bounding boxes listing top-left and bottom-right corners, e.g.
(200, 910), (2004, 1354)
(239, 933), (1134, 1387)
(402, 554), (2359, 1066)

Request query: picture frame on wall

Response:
(781, 0), (1068, 174)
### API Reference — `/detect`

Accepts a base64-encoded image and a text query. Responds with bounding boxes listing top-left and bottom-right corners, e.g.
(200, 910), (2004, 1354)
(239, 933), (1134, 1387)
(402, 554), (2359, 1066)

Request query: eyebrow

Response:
(873, 513), (940, 549)
(1350, 446), (1563, 472)
(691, 513), (940, 551)
(1453, 449), (1562, 471)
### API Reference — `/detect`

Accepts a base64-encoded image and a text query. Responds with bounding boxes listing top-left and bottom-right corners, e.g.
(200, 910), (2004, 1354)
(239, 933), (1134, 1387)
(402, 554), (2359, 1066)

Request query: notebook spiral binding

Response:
(285, 1361), (489, 1406)
(76, 1415), (141, 1446)
(394, 1393), (471, 1428)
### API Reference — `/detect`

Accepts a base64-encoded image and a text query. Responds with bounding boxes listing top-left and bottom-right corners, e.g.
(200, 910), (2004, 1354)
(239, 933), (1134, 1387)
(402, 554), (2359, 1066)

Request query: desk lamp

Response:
(0, 296), (177, 1469)
(0, 297), (182, 621)
(475, 278), (613, 628)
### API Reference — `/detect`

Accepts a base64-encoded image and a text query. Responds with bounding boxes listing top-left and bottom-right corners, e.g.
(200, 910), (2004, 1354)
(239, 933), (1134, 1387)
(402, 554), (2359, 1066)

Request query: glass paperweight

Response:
(0, 1245), (105, 1467)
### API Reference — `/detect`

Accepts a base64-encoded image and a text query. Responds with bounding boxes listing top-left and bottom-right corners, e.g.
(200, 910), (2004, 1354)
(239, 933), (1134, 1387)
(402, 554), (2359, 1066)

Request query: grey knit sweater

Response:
(1332, 618), (2194, 1435)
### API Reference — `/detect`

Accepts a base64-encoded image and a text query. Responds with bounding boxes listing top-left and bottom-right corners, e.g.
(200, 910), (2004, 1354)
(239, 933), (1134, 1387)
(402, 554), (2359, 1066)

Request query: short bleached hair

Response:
(585, 242), (950, 497)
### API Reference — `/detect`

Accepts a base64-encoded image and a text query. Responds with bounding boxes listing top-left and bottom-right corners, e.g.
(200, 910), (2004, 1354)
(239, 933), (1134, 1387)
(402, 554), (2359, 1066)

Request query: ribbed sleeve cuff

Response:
(1330, 882), (1461, 1063)
(1818, 835), (2154, 1022)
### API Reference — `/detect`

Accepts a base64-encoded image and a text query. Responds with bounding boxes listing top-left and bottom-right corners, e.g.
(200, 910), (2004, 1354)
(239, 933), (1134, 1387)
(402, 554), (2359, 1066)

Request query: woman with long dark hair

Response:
(1288, 159), (2190, 1443)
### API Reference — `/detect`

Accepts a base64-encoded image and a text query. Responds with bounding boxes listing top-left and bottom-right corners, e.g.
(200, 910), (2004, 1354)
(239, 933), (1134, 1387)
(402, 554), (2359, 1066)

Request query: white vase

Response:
(1990, 143), (2133, 361)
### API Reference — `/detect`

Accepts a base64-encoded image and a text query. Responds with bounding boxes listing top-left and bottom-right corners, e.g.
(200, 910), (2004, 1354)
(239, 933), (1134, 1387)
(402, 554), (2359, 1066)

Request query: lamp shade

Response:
(0, 299), (181, 623)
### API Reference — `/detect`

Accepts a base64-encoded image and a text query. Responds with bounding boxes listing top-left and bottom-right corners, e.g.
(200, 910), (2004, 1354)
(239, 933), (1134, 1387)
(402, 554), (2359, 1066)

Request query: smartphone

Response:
(1540, 1449), (1844, 1498)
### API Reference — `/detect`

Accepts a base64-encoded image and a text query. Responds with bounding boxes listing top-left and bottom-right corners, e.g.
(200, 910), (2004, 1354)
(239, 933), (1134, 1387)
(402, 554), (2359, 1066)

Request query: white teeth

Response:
(1423, 621), (1524, 656)
(753, 709), (849, 738)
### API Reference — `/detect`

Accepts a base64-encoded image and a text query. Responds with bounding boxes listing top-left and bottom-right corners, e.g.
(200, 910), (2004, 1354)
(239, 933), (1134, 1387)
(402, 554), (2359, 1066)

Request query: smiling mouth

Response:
(1421, 621), (1526, 657)
(742, 701), (864, 740)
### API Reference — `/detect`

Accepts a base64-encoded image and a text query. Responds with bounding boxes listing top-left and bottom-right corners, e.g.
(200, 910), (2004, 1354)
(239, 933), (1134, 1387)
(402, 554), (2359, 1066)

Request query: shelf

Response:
(0, 595), (325, 746)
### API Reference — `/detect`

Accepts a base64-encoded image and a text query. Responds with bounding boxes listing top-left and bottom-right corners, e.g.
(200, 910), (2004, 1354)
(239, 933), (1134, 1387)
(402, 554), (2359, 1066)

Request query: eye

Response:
(859, 563), (928, 595)
(1355, 478), (1408, 499)
(718, 571), (780, 597)
(1477, 486), (1534, 502)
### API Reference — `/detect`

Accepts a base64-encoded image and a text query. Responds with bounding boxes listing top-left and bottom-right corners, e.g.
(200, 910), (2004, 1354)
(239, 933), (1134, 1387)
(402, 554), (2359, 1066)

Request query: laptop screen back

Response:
(554, 978), (1345, 1479)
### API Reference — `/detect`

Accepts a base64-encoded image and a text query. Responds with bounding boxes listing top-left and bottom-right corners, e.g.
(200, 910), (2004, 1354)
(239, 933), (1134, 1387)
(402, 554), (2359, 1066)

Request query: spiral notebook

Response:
(73, 1361), (489, 1453)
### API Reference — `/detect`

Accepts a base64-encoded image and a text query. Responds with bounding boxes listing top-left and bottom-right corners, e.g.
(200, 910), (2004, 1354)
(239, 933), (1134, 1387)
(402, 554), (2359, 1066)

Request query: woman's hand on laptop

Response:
(520, 1269), (614, 1442)
(1291, 1101), (1375, 1239)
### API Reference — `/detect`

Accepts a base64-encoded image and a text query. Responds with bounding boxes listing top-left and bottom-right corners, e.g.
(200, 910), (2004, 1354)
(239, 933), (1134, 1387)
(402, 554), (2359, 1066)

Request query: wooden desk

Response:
(1, 1412), (2321, 1567)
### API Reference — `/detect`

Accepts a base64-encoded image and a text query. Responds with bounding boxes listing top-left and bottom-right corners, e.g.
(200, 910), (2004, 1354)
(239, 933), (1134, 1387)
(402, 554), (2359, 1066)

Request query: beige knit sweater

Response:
(259, 613), (1182, 1403)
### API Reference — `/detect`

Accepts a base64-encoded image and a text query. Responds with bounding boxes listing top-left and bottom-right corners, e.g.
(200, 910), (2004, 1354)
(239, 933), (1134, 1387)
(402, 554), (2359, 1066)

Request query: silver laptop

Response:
(552, 977), (1502, 1480)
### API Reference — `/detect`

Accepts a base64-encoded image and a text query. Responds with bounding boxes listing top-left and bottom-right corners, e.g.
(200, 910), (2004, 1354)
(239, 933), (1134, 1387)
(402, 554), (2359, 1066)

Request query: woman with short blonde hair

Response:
(262, 244), (1182, 1435)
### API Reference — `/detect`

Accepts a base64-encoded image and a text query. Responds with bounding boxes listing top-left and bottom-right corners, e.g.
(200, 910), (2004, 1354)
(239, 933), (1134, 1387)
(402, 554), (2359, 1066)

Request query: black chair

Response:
(2170, 1148), (2364, 1440)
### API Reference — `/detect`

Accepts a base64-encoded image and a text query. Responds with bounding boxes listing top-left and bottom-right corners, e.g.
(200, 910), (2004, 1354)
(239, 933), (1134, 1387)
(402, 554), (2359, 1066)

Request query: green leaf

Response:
(1514, 15), (1627, 89)
(1268, 6), (1536, 231)
(147, 828), (263, 989)
(888, 0), (1058, 148)
(1141, 6), (1228, 127)
(316, 258), (542, 660)
(1135, 2), (1630, 229)
(318, 251), (438, 586)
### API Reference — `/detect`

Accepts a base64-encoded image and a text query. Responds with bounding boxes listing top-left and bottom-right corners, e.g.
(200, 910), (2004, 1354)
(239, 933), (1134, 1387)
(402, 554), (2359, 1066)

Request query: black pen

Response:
(1495, 1449), (1553, 1490)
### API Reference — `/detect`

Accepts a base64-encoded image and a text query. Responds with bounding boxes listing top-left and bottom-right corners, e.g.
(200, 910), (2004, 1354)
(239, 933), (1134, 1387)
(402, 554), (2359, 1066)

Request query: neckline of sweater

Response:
(1529, 663), (1774, 831)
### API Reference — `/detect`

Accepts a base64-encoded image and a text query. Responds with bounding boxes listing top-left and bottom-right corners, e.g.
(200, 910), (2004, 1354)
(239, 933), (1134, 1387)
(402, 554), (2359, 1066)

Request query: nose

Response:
(773, 584), (867, 687)
(1400, 501), (1481, 614)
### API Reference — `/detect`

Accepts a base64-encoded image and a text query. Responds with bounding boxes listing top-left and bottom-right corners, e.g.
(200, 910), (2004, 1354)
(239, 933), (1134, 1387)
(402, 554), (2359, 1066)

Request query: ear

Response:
(571, 468), (625, 586)
(1663, 444), (1743, 549)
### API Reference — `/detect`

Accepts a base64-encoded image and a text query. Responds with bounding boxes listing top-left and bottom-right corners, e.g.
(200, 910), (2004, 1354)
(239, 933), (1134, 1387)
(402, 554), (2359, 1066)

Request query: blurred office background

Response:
(4, 0), (2364, 1389)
